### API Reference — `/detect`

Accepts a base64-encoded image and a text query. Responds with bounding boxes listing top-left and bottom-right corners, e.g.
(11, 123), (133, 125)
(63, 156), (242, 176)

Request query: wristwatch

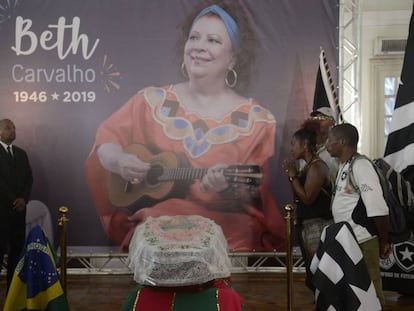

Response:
(289, 175), (299, 182)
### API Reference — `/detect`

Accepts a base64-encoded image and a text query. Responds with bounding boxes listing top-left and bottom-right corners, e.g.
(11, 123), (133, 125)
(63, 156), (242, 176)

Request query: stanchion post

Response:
(58, 206), (69, 293)
(285, 204), (294, 311)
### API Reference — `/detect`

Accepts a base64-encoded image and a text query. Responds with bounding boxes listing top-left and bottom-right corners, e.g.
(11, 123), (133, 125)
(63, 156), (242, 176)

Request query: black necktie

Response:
(6, 146), (13, 161)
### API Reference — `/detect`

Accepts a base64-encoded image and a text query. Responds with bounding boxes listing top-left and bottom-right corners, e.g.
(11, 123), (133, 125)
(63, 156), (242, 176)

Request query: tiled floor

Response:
(1, 273), (413, 310)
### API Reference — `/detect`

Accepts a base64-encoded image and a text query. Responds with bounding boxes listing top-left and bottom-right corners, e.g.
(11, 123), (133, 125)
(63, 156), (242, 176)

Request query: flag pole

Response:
(58, 206), (69, 293)
(285, 204), (294, 311)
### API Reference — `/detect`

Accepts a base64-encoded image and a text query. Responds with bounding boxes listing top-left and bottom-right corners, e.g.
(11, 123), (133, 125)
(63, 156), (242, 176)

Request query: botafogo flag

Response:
(312, 48), (343, 123)
(310, 222), (381, 311)
(384, 3), (414, 188)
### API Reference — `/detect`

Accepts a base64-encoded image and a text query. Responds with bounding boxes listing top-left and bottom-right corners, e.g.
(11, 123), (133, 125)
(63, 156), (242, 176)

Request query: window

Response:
(383, 76), (399, 142)
(369, 58), (403, 157)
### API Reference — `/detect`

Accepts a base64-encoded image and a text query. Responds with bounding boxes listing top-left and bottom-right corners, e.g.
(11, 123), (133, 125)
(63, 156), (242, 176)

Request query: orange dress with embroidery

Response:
(86, 86), (286, 252)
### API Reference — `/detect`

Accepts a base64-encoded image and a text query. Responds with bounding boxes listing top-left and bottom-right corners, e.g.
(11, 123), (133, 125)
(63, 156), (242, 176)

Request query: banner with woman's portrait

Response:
(0, 0), (338, 251)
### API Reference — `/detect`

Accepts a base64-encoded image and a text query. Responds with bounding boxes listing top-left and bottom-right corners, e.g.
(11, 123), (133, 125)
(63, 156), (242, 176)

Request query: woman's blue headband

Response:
(191, 4), (240, 52)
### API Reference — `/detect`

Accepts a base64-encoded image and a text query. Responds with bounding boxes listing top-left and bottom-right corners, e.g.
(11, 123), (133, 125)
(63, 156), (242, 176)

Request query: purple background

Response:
(0, 0), (338, 246)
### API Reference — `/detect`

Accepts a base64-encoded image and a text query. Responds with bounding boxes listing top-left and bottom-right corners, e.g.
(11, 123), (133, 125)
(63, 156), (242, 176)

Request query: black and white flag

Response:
(310, 222), (381, 311)
(384, 3), (414, 188)
(313, 48), (343, 123)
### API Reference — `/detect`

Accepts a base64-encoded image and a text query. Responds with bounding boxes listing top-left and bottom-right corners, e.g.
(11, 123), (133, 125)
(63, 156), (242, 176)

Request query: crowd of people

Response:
(283, 110), (391, 308)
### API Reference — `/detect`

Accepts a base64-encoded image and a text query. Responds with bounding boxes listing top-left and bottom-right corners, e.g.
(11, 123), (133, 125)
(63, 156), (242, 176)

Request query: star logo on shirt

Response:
(399, 246), (414, 262)
(393, 241), (414, 272)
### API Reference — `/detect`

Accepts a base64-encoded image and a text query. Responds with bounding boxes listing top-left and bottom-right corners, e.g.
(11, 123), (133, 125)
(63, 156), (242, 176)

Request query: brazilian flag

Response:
(4, 225), (69, 311)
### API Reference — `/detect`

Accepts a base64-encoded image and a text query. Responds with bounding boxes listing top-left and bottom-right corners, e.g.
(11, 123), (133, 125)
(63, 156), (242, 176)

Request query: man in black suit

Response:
(0, 119), (33, 292)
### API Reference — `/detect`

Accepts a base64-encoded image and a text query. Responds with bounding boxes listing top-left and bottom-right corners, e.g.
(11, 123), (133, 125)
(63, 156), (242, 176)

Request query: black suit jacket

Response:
(0, 145), (33, 217)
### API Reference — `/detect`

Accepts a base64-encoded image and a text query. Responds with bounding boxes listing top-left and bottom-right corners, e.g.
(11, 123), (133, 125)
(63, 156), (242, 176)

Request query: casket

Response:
(128, 215), (232, 287)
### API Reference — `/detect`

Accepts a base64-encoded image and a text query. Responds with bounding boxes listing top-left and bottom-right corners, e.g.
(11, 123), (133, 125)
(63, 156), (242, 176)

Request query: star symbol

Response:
(399, 246), (414, 261)
(51, 92), (59, 100)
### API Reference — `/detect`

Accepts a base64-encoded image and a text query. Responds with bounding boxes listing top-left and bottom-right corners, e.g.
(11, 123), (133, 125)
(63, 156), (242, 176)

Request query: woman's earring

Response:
(225, 68), (237, 88)
(181, 62), (188, 79)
